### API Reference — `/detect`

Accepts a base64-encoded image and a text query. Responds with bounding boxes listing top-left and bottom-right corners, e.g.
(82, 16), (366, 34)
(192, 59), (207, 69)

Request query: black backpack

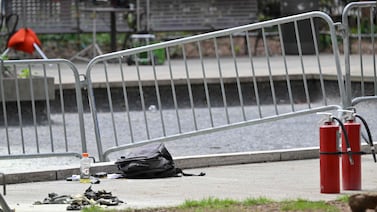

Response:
(115, 143), (205, 179)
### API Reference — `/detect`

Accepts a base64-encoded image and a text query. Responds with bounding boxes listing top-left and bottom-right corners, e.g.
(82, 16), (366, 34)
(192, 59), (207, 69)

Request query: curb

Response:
(4, 147), (320, 184)
(4, 144), (373, 184)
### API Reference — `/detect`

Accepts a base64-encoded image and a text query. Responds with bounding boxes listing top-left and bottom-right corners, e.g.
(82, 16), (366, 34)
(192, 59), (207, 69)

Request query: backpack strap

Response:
(175, 168), (206, 177)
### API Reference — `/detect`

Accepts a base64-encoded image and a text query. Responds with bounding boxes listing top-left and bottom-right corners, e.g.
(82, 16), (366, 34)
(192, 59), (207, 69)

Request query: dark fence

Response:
(147, 0), (258, 32)
(5, 0), (258, 34)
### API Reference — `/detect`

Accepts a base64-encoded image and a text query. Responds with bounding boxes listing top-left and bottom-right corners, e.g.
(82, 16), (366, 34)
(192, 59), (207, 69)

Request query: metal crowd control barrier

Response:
(342, 1), (377, 106)
(0, 4), (375, 164)
(0, 59), (86, 159)
(86, 11), (346, 161)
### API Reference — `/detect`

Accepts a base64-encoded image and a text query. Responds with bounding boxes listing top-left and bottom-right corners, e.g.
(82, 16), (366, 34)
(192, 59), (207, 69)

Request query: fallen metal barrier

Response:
(86, 11), (345, 161)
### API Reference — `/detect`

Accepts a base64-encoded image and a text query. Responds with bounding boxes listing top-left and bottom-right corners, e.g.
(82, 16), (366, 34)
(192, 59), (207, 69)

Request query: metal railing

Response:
(2, 4), (377, 162)
(342, 1), (377, 106)
(0, 59), (86, 159)
(86, 11), (345, 161)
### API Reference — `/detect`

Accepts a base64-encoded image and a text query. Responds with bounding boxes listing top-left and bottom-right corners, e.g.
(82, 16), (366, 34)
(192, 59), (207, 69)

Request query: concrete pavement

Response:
(2, 148), (377, 211)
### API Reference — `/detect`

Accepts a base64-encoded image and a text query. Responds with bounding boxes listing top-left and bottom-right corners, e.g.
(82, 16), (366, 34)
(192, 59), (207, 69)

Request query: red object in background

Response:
(319, 121), (340, 194)
(7, 28), (41, 54)
(342, 120), (361, 190)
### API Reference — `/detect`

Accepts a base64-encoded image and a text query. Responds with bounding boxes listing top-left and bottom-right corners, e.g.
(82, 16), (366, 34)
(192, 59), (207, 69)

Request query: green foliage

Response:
(180, 197), (239, 209)
(81, 206), (104, 212)
(336, 195), (350, 203)
(81, 205), (118, 212)
(0, 55), (8, 60)
(319, 34), (332, 50)
(350, 19), (377, 35)
(38, 33), (112, 48)
(39, 34), (77, 42)
(281, 198), (339, 212)
(243, 197), (274, 206)
(18, 68), (30, 78)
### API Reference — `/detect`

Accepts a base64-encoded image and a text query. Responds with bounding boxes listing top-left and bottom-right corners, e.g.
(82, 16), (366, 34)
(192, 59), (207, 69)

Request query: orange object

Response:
(7, 28), (42, 54)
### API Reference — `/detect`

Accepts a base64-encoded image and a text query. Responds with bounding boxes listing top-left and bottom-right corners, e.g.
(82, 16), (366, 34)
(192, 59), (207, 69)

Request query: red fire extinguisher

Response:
(341, 110), (361, 190)
(341, 109), (376, 190)
(318, 113), (353, 194)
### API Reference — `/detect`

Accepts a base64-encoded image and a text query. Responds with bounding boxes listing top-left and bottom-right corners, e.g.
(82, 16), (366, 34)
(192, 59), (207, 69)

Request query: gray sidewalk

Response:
(2, 151), (377, 211)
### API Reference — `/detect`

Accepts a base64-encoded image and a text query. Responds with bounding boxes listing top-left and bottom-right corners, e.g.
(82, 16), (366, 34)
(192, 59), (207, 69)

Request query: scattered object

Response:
(66, 203), (82, 211)
(94, 172), (107, 178)
(80, 153), (91, 183)
(106, 173), (123, 179)
(90, 177), (101, 184)
(349, 193), (377, 212)
(83, 186), (123, 206)
(34, 186), (124, 210)
(66, 175), (100, 184)
(66, 175), (80, 181)
(34, 193), (72, 205)
(115, 143), (205, 179)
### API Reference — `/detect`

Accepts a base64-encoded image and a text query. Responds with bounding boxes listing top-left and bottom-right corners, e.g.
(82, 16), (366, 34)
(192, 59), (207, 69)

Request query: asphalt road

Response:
(1, 98), (376, 174)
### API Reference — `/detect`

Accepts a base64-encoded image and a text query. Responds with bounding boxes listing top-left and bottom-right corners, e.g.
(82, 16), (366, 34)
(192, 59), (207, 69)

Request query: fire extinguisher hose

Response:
(332, 116), (354, 165)
(355, 114), (377, 163)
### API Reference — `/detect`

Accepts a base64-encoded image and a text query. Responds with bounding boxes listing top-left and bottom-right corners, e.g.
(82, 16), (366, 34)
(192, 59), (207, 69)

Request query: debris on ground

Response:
(33, 192), (72, 205)
(33, 185), (124, 211)
(66, 175), (101, 184)
(83, 185), (124, 207)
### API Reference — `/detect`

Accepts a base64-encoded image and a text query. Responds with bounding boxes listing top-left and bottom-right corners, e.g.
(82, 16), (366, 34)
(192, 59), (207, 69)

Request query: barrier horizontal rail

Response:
(0, 59), (86, 159)
(85, 11), (346, 161)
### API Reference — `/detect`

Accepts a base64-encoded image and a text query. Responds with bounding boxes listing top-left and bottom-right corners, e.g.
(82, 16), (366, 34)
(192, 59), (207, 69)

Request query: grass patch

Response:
(80, 197), (347, 212)
(81, 206), (109, 212)
(179, 197), (275, 209)
(336, 195), (350, 203)
(243, 197), (274, 206)
(281, 198), (339, 212)
(180, 197), (238, 209)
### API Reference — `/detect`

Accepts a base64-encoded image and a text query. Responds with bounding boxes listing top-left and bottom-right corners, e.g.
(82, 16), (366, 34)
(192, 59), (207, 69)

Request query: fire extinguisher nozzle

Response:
(349, 157), (354, 165)
(347, 149), (354, 165)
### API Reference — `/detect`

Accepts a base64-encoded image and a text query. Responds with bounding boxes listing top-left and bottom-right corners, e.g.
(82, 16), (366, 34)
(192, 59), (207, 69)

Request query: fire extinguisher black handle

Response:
(355, 114), (377, 163)
(332, 116), (354, 165)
